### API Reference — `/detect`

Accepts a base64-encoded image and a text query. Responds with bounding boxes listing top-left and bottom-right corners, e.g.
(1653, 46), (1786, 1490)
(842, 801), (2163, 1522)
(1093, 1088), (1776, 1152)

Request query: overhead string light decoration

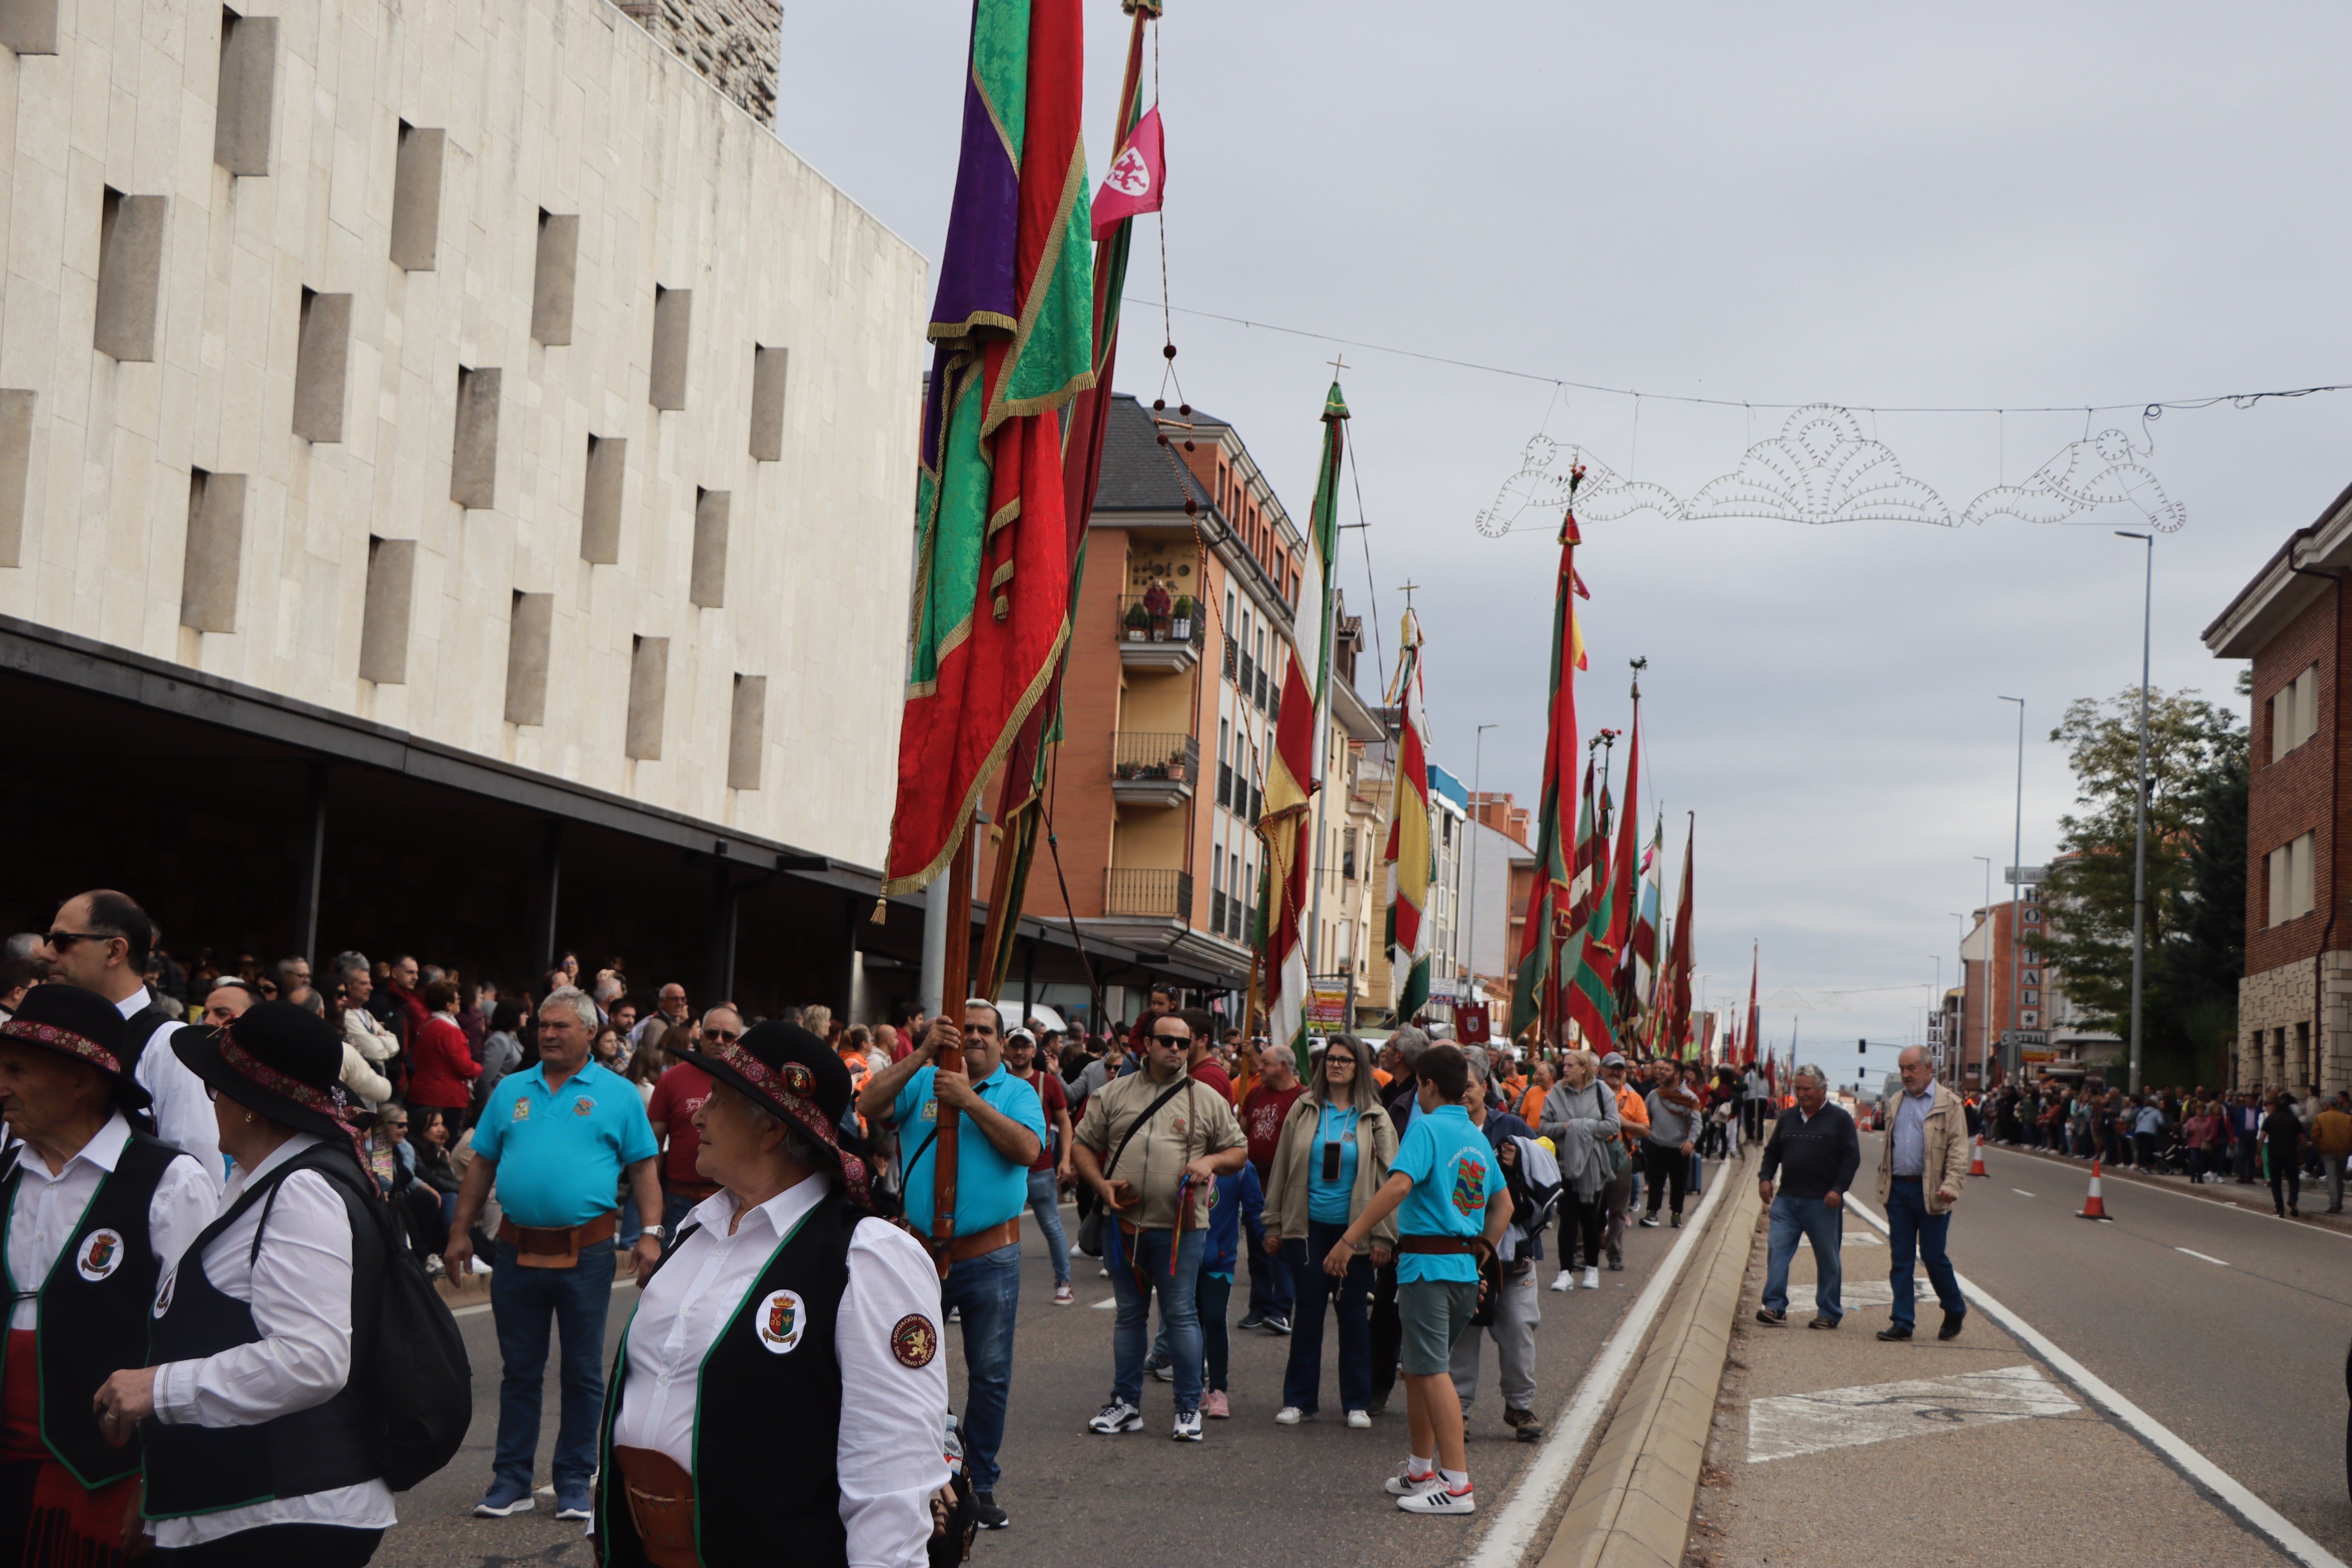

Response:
(1473, 405), (2185, 537)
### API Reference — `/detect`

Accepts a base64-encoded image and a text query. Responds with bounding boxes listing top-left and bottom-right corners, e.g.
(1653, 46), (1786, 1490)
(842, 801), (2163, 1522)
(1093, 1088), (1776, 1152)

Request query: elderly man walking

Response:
(1755, 1065), (1859, 1330)
(1875, 1046), (1969, 1342)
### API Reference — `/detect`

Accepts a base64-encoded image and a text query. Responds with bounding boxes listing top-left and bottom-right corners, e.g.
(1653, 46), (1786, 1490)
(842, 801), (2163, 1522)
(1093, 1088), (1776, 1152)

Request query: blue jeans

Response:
(1760, 1195), (1842, 1323)
(617, 1189), (642, 1249)
(1244, 1203), (1293, 1319)
(1109, 1227), (1205, 1410)
(489, 1238), (615, 1493)
(660, 1188), (700, 1234)
(1885, 1177), (1964, 1330)
(1281, 1222), (1372, 1414)
(941, 1243), (1020, 1494)
(1026, 1170), (1071, 1286)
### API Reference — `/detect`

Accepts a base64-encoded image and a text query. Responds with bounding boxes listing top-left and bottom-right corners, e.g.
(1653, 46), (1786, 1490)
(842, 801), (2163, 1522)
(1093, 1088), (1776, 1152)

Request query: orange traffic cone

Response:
(2078, 1159), (2111, 1221)
(1968, 1134), (1987, 1178)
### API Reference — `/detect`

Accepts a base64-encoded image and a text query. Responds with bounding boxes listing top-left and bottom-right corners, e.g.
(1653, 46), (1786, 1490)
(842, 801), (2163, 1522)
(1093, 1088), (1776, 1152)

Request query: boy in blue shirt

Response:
(1327, 1044), (1510, 1515)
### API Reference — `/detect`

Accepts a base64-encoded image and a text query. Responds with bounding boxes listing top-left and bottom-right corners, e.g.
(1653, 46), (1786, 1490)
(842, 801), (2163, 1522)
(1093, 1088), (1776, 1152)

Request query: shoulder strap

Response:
(1105, 1076), (1195, 1184)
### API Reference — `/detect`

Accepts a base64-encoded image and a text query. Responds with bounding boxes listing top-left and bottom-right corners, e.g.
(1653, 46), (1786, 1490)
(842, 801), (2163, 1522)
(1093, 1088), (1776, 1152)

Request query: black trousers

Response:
(0, 1459), (37, 1566)
(1642, 1142), (1688, 1216)
(1561, 1194), (1604, 1269)
(2270, 1161), (2302, 1215)
(162, 1524), (383, 1566)
(1367, 1257), (1401, 1409)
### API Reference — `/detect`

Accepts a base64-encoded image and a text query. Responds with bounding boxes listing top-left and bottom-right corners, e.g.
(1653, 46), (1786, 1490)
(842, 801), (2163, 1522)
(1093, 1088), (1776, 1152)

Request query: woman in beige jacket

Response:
(1263, 1035), (1397, 1426)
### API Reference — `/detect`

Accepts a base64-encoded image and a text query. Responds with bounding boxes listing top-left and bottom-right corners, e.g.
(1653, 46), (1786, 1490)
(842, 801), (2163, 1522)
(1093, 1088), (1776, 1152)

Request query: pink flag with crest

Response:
(1091, 105), (1165, 237)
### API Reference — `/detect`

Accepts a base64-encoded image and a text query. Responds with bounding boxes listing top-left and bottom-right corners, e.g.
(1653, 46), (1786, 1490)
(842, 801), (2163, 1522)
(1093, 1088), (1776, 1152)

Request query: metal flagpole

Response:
(2117, 530), (2154, 1094)
(1466, 723), (1498, 1012)
(1973, 857), (1992, 1092)
(1999, 697), (2025, 1085)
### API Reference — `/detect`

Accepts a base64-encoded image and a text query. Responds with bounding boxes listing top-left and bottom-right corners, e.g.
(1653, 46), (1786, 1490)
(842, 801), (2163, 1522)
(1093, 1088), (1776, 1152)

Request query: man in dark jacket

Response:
(1754, 1064), (1860, 1330)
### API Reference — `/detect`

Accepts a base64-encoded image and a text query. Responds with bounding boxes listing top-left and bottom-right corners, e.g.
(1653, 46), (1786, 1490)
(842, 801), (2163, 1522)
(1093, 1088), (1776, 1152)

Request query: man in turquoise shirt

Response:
(446, 987), (661, 1522)
(1329, 1044), (1510, 1518)
(859, 999), (1044, 1530)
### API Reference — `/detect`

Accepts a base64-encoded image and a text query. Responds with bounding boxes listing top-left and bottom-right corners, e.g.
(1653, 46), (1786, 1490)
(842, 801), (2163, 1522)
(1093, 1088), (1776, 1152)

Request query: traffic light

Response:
(1858, 1039), (1866, 1055)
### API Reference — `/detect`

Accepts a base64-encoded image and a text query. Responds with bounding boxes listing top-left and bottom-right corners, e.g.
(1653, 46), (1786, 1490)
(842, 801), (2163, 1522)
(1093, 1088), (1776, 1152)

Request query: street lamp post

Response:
(1972, 857), (1993, 1091)
(1999, 697), (2026, 1085)
(1464, 723), (1499, 1019)
(1947, 913), (1966, 1085)
(2116, 530), (2154, 1094)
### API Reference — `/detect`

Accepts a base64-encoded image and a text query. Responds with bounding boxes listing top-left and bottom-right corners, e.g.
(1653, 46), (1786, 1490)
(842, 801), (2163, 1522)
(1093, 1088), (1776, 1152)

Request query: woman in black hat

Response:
(595, 1021), (949, 1568)
(91, 1002), (394, 1566)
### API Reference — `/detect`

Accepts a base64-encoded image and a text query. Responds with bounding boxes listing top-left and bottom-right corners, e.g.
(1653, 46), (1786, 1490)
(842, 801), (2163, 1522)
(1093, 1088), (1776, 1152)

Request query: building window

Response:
(2271, 663), (2320, 762)
(2269, 831), (2317, 925)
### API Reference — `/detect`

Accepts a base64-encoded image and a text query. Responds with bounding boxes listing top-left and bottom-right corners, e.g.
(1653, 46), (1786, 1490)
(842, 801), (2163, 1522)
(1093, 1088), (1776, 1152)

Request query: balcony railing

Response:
(1117, 593), (1206, 652)
(1210, 888), (1228, 935)
(1105, 867), (1194, 921)
(1111, 731), (1200, 784)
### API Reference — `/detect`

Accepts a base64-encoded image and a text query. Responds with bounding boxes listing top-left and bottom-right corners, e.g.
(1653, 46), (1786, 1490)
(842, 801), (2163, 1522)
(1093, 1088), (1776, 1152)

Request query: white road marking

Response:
(1844, 1194), (2350, 1568)
(1092, 1297), (1117, 1309)
(1841, 1233), (1884, 1247)
(2175, 1247), (2230, 1267)
(2013, 1189), (2035, 1198)
(1462, 1156), (1733, 1568)
(1748, 1364), (2077, 1463)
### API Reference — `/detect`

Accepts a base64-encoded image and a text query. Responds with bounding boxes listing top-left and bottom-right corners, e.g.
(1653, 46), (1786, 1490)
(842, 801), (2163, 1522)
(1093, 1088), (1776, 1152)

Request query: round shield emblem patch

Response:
(782, 1061), (815, 1098)
(755, 1289), (806, 1355)
(151, 1265), (176, 1319)
(891, 1313), (938, 1369)
(76, 1229), (125, 1282)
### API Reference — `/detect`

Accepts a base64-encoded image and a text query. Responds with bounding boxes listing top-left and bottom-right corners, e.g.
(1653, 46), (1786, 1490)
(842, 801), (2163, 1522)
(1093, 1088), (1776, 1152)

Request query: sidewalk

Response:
(1685, 1200), (2294, 1568)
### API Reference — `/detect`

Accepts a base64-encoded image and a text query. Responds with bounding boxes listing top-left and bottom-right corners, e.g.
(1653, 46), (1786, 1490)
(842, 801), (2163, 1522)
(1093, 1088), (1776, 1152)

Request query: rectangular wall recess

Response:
(749, 345), (788, 461)
(450, 366), (499, 508)
(358, 536), (416, 684)
(389, 123), (444, 271)
(531, 212), (579, 346)
(580, 434), (625, 563)
(178, 468), (246, 633)
(690, 488), (729, 608)
(626, 635), (669, 760)
(214, 8), (277, 176)
(94, 190), (166, 361)
(650, 286), (690, 410)
(0, 0), (60, 54)
(292, 288), (351, 442)
(0, 390), (32, 567)
(727, 674), (766, 790)
(505, 590), (552, 726)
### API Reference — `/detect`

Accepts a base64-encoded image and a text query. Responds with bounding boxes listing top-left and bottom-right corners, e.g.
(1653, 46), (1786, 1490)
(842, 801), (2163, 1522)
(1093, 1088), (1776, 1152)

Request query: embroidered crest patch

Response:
(1449, 1153), (1489, 1218)
(783, 1061), (815, 1097)
(755, 1289), (806, 1354)
(152, 1266), (175, 1319)
(572, 1098), (594, 1117)
(891, 1313), (938, 1368)
(76, 1229), (125, 1282)
(513, 1098), (530, 1121)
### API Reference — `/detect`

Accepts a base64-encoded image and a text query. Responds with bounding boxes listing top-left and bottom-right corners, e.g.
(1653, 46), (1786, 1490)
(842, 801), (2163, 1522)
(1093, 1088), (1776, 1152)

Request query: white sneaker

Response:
(1088, 1400), (1143, 1435)
(1582, 1267), (1601, 1290)
(1172, 1408), (1203, 1442)
(1550, 1271), (1573, 1292)
(1274, 1406), (1310, 1425)
(1397, 1483), (1475, 1515)
(1346, 1409), (1372, 1429)
(1384, 1464), (1443, 1497)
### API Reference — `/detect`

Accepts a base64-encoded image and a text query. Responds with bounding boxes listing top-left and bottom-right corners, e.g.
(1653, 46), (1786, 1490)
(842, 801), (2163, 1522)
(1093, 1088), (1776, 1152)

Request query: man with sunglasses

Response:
(36, 890), (220, 1194)
(859, 1000), (1045, 1532)
(643, 1005), (733, 1234)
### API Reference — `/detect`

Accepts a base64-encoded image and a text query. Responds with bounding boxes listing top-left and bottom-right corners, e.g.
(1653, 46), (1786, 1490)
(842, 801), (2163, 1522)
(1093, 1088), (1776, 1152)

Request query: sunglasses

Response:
(43, 930), (111, 949)
(706, 1029), (740, 1044)
(1151, 1031), (1190, 1044)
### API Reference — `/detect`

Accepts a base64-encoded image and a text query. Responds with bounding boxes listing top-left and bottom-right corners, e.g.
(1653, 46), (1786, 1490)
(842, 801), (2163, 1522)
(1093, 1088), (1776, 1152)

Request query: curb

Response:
(1532, 1172), (1764, 1568)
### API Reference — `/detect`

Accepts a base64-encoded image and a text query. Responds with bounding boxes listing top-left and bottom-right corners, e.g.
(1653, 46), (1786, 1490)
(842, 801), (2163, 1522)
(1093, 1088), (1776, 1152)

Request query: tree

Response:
(2040, 688), (2245, 1085)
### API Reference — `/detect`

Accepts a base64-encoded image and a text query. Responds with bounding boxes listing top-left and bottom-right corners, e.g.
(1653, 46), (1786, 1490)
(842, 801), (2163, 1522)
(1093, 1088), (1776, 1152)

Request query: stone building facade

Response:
(2204, 477), (2352, 1092)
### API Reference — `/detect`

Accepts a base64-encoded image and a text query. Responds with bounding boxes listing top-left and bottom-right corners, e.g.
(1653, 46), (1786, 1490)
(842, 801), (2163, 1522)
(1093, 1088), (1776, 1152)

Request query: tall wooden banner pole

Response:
(931, 819), (977, 1278)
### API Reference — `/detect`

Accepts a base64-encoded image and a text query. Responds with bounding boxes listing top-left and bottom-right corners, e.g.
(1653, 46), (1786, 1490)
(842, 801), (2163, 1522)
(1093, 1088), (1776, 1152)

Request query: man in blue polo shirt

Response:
(1328, 1044), (1510, 1517)
(446, 986), (660, 1523)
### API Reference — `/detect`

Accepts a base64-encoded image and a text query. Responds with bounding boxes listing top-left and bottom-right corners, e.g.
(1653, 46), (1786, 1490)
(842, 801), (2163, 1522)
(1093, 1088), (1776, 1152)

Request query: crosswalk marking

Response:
(1748, 1364), (2077, 1463)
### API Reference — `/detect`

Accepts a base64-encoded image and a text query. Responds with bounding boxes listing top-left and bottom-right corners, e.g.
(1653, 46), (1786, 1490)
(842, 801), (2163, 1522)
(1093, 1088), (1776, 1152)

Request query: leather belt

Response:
(1396, 1234), (1490, 1258)
(614, 1445), (697, 1568)
(943, 1218), (1021, 1266)
(497, 1208), (618, 1269)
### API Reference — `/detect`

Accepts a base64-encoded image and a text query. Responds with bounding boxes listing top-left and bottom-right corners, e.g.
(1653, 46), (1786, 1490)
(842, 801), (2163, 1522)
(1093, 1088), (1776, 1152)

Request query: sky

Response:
(776, 2), (2352, 1048)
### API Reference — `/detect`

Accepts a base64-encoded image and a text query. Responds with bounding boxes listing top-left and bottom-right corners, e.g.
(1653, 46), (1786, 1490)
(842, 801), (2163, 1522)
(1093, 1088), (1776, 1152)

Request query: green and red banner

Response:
(1383, 609), (1433, 1021)
(1509, 479), (1587, 1042)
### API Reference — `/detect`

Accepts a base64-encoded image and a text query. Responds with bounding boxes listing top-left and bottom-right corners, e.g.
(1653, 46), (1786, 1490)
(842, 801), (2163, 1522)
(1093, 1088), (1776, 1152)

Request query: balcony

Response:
(1111, 731), (1199, 807)
(1106, 867), (1194, 921)
(1117, 593), (1205, 672)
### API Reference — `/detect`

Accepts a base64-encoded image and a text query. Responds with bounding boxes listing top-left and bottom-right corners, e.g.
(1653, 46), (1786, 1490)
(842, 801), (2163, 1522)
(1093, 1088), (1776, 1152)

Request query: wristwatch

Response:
(641, 1224), (666, 1243)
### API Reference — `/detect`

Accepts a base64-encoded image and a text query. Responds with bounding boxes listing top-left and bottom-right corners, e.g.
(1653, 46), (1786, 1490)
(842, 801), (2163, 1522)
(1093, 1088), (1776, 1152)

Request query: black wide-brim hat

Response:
(0, 983), (151, 1112)
(173, 1000), (353, 1144)
(676, 1021), (869, 1205)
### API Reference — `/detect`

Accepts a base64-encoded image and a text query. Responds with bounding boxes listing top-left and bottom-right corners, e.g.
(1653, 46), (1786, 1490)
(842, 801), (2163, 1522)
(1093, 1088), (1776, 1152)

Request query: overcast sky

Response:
(778, 3), (2352, 1047)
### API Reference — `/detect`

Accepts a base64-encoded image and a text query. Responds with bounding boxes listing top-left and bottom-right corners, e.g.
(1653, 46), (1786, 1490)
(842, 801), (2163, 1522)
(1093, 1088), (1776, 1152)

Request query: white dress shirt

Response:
(111, 988), (223, 1195)
(151, 1132), (397, 1547)
(613, 1173), (947, 1568)
(5, 1110), (215, 1330)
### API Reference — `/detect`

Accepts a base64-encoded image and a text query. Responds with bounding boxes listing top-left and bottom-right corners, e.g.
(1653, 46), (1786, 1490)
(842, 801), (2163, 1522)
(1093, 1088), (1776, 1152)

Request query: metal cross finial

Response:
(1400, 579), (1420, 608)
(1328, 354), (1349, 377)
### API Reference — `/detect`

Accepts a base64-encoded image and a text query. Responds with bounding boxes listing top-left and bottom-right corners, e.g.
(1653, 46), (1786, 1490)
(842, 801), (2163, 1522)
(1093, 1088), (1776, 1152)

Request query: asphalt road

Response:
(1866, 1133), (2352, 1559)
(365, 1173), (1713, 1567)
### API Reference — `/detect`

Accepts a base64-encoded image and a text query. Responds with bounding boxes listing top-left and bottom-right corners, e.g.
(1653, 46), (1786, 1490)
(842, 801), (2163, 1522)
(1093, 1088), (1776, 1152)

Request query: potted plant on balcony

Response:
(1170, 595), (1194, 641)
(1164, 748), (1189, 782)
(1125, 601), (1151, 642)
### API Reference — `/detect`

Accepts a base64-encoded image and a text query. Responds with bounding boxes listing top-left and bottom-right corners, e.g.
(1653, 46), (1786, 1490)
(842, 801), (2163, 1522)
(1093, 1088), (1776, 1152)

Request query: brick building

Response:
(1955, 869), (2115, 1089)
(2201, 479), (2352, 1092)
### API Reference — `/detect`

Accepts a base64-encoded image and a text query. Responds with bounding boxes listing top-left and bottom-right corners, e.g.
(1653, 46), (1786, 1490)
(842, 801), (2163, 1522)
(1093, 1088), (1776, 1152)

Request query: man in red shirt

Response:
(1237, 1042), (1304, 1332)
(644, 1005), (734, 1231)
(1178, 1007), (1232, 1100)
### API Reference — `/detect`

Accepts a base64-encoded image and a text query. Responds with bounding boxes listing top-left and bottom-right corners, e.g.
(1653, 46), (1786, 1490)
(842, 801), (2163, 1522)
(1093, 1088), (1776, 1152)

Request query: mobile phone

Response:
(1322, 1140), (1342, 1181)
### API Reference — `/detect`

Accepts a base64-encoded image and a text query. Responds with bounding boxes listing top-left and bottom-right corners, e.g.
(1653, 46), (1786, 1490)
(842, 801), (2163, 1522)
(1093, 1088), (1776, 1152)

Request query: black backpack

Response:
(299, 1153), (474, 1491)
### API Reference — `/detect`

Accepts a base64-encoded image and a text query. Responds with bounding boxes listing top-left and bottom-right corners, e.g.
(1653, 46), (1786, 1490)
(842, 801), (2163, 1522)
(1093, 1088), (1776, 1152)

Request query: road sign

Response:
(2000, 1030), (2048, 1046)
(2004, 866), (2046, 885)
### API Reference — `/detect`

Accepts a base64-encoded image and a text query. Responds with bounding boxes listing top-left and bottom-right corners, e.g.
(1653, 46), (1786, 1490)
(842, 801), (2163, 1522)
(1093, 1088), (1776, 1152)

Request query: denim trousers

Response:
(941, 1243), (1021, 1494)
(1109, 1226), (1206, 1410)
(1243, 1201), (1294, 1318)
(1025, 1170), (1071, 1286)
(1760, 1195), (1842, 1323)
(1280, 1223), (1372, 1415)
(1884, 1176), (1963, 1330)
(490, 1238), (615, 1492)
